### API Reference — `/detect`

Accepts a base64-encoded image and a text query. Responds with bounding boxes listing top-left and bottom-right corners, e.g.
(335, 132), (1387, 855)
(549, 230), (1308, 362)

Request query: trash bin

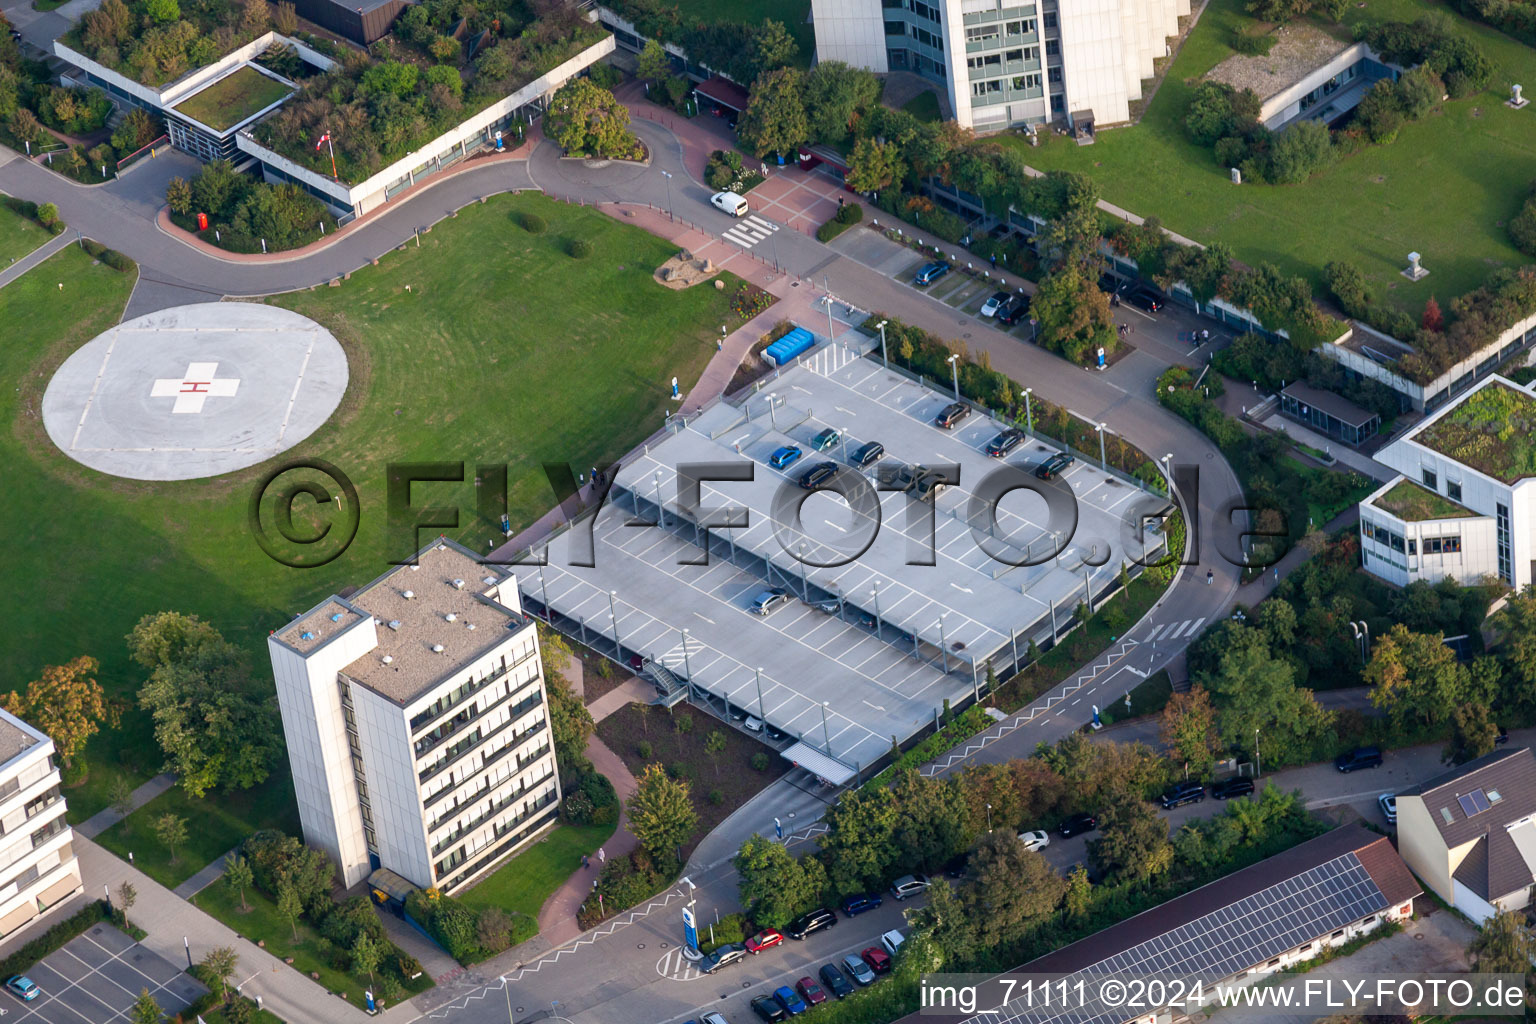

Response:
(196, 212), (208, 231)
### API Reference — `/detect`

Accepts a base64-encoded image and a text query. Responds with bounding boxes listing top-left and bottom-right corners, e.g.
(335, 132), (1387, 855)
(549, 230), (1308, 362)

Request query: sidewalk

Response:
(0, 229), (72, 289)
(76, 772), (175, 839)
(173, 845), (238, 899)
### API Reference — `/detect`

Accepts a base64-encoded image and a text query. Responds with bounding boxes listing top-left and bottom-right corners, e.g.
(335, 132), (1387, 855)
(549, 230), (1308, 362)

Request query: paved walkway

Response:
(75, 772), (174, 839)
(172, 845), (239, 899)
(0, 229), (73, 289)
(586, 676), (653, 723)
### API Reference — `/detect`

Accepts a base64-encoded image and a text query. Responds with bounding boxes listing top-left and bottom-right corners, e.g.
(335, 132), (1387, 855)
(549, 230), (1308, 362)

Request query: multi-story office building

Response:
(268, 539), (561, 893)
(811, 0), (1188, 130)
(0, 709), (83, 938)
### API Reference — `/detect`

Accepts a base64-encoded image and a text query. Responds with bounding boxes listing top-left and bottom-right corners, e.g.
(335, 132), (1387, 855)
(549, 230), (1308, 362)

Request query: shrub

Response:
(751, 752), (770, 771)
(1510, 185), (1536, 259)
(835, 201), (862, 225)
(636, 740), (653, 759)
(36, 203), (59, 231)
(101, 248), (135, 272)
(520, 212), (547, 234)
(666, 761), (691, 781)
(569, 237), (593, 258)
(1230, 31), (1275, 56)
(708, 788), (725, 805)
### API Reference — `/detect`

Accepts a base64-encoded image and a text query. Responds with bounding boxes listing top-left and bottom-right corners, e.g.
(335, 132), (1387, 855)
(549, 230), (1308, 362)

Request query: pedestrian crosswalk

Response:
(1144, 617), (1206, 643)
(722, 214), (780, 250)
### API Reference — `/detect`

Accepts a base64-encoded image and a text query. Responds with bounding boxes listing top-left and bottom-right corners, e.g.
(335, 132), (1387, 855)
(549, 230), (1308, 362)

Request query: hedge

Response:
(815, 201), (862, 242)
(0, 899), (114, 981)
(78, 238), (137, 273)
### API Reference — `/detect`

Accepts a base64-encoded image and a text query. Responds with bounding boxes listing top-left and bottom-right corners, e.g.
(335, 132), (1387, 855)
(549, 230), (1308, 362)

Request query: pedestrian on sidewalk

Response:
(599, 846), (606, 863)
(990, 254), (997, 270)
(1206, 570), (1213, 585)
(582, 854), (590, 868)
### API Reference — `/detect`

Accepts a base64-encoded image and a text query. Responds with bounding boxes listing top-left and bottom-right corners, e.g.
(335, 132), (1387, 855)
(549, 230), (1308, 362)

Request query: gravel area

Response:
(1206, 22), (1353, 100)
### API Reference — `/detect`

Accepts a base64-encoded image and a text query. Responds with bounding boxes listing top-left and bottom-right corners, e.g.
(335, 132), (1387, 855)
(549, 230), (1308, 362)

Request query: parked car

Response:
(1379, 793), (1397, 824)
(746, 928), (785, 954)
(840, 892), (883, 917)
(841, 954), (876, 986)
(766, 724), (788, 742)
(700, 1014), (730, 1024)
(880, 929), (905, 957)
(750, 588), (791, 616)
(1497, 726), (1510, 745)
(1018, 829), (1050, 852)
(699, 943), (748, 974)
(787, 909), (837, 939)
(935, 402), (971, 429)
(711, 191), (750, 217)
(1059, 812), (1097, 837)
(5, 977), (38, 1002)
(979, 291), (1011, 317)
(820, 963), (855, 998)
(796, 977), (828, 1006)
(743, 716), (764, 733)
(986, 428), (1026, 457)
(811, 427), (840, 451)
(998, 295), (1028, 325)
(889, 873), (930, 900)
(850, 441), (885, 467)
(1161, 780), (1206, 809)
(914, 261), (951, 286)
(751, 994), (788, 1022)
(1127, 286), (1163, 313)
(799, 461), (837, 489)
(861, 947), (892, 975)
(1209, 778), (1254, 800)
(769, 445), (802, 470)
(1034, 452), (1076, 480)
(1335, 746), (1383, 773)
(774, 985), (808, 1015)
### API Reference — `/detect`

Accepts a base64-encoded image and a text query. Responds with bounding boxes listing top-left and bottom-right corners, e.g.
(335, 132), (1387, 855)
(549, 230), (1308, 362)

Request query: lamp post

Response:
(824, 287), (836, 340)
(654, 470), (666, 528)
(1161, 453), (1174, 496)
(768, 392), (778, 431)
(680, 628), (692, 681)
(839, 427), (849, 465)
(538, 570), (550, 622)
(607, 589), (622, 658)
(937, 613), (950, 672)
(985, 802), (993, 832)
(820, 701), (832, 754)
(1023, 387), (1033, 434)
(947, 353), (961, 399)
(871, 584), (882, 639)
(877, 319), (889, 369)
(1349, 621), (1371, 665)
(1255, 728), (1261, 777)
(1096, 423), (1108, 470)
(754, 666), (767, 721)
(659, 169), (674, 221)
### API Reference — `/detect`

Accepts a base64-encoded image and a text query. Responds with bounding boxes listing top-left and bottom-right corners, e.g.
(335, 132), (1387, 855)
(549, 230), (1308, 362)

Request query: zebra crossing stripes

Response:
(655, 947), (704, 981)
(722, 214), (781, 249)
(1145, 617), (1206, 643)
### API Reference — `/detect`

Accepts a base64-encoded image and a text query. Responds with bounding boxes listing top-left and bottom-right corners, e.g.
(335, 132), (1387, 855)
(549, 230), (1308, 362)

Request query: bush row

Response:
(813, 201), (862, 242)
(80, 237), (136, 272)
(2, 196), (63, 235)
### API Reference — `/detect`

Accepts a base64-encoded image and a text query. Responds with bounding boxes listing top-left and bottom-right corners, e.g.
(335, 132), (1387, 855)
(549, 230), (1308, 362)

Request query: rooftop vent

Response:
(402, 590), (415, 600)
(452, 579), (466, 590)
(300, 631), (316, 641)
(431, 644), (445, 653)
(445, 613), (457, 622)
(388, 620), (402, 631)
(382, 655), (393, 665)
(330, 613), (344, 623)
(483, 577), (497, 586)
(410, 564), (419, 571)
(438, 543), (447, 550)
(467, 623), (476, 631)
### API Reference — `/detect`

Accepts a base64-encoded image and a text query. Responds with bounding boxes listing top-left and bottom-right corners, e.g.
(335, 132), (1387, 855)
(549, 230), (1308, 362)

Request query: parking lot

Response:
(1, 924), (208, 1024)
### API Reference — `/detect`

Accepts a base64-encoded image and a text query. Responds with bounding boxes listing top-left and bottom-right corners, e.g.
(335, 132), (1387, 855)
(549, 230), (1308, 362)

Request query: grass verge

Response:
(457, 821), (617, 946)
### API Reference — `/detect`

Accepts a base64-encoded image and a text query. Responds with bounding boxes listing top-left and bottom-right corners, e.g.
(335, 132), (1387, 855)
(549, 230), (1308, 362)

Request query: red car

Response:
(861, 947), (892, 974)
(746, 929), (785, 954)
(796, 977), (828, 1005)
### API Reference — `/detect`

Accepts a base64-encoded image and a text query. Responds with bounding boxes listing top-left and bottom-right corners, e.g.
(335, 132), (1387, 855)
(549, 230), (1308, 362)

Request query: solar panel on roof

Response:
(1459, 789), (1493, 817)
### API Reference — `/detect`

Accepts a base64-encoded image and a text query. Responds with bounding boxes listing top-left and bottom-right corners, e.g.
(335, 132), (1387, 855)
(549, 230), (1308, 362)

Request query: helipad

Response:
(42, 302), (348, 481)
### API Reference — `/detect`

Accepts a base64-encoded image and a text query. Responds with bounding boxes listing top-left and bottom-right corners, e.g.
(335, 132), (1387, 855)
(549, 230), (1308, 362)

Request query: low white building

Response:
(0, 710), (83, 939)
(1358, 374), (1536, 590)
(1204, 25), (1395, 132)
(810, 0), (1187, 131)
(267, 539), (561, 893)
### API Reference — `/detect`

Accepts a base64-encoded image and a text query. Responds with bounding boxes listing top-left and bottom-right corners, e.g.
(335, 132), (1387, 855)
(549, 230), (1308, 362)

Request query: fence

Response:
(115, 134), (168, 173)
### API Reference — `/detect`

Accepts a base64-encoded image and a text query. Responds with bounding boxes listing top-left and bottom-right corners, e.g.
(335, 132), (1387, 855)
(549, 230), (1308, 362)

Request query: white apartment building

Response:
(268, 539), (561, 893)
(1358, 375), (1536, 591)
(810, 0), (1188, 130)
(0, 710), (83, 938)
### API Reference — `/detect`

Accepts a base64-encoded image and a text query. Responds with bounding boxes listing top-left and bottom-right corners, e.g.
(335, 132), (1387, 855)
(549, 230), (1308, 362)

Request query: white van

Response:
(710, 190), (749, 217)
(880, 929), (905, 956)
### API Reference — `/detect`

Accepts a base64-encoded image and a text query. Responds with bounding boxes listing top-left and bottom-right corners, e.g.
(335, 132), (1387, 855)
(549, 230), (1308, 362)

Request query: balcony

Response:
(409, 647), (539, 736)
(418, 705), (548, 787)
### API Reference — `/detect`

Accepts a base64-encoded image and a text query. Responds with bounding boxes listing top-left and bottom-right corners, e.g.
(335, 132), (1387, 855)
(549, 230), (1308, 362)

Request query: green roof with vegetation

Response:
(61, 0), (275, 88)
(1371, 479), (1475, 522)
(1416, 381), (1536, 483)
(173, 64), (289, 130)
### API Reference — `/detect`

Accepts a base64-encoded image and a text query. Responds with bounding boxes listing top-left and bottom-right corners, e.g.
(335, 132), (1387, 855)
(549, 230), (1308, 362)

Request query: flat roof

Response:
(1411, 378), (1536, 484)
(0, 708), (42, 766)
(1206, 23), (1355, 102)
(1369, 478), (1476, 522)
(172, 64), (292, 132)
(1282, 381), (1377, 427)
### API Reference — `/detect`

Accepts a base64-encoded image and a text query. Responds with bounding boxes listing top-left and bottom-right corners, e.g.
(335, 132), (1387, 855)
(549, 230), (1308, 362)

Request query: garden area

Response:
(166, 159), (336, 253)
(455, 821), (616, 948)
(173, 65), (291, 130)
(0, 192), (745, 830)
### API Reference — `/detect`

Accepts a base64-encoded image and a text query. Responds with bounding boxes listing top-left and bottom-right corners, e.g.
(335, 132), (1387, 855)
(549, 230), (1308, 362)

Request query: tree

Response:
(891, 769), (969, 873)
(199, 946), (238, 1001)
(275, 880), (303, 941)
(1444, 702), (1500, 765)
(545, 78), (640, 160)
(907, 878), (974, 963)
(1469, 909), (1536, 976)
(1491, 590), (1536, 722)
(745, 20), (798, 81)
(636, 38), (670, 84)
(1030, 268), (1116, 365)
(819, 787), (899, 894)
(131, 988), (162, 1024)
(152, 813), (187, 863)
(272, 0), (297, 33)
(738, 68), (808, 160)
(734, 834), (827, 929)
(1265, 119), (1333, 184)
(1365, 624), (1482, 732)
(629, 763), (698, 862)
(361, 60), (418, 100)
(240, 0), (270, 36)
(3, 655), (114, 768)
(961, 831), (1066, 948)
(1158, 687), (1221, 778)
(1422, 295), (1444, 332)
(704, 731), (727, 777)
(165, 176), (194, 216)
(1062, 864), (1092, 921)
(350, 931), (382, 983)
(1090, 793), (1174, 882)
(845, 136), (903, 195)
(109, 776), (136, 824)
(117, 881), (137, 913)
(224, 853), (254, 912)
(143, 0), (179, 23)
(428, 35), (459, 63)
(475, 907), (512, 951)
(1194, 630), (1334, 767)
(802, 61), (880, 146)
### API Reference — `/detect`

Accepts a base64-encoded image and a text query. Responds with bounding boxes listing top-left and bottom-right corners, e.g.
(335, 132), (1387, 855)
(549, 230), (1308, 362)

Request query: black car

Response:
(819, 962), (855, 999)
(1034, 452), (1076, 480)
(1127, 287), (1164, 314)
(985, 428), (1026, 457)
(935, 402), (970, 429)
(788, 908), (836, 940)
(699, 942), (748, 974)
(766, 724), (788, 742)
(1161, 780), (1205, 809)
(1059, 813), (1097, 838)
(799, 461), (837, 489)
(850, 441), (885, 467)
(1335, 746), (1383, 773)
(751, 994), (789, 1022)
(1209, 777), (1255, 800)
(840, 893), (883, 917)
(998, 295), (1028, 325)
(1497, 726), (1510, 745)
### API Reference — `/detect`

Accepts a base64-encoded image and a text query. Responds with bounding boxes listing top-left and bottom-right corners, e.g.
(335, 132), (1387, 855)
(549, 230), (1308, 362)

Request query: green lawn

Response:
(0, 205), (49, 266)
(457, 822), (616, 945)
(1022, 0), (1536, 312)
(901, 90), (943, 123)
(676, 0), (814, 67)
(95, 778), (300, 889)
(174, 66), (292, 131)
(192, 882), (431, 1013)
(1, 193), (740, 828)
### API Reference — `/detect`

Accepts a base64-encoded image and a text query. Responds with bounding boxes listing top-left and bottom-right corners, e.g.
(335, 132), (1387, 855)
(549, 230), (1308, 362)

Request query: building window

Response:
(1047, 66), (1062, 83)
(1043, 11), (1057, 29)
(966, 24), (1000, 43)
(1045, 39), (1059, 57)
(1004, 19), (1035, 35)
(1423, 469), (1437, 489)
(1497, 502), (1512, 582)
(1448, 480), (1462, 501)
(885, 20), (905, 35)
(1408, 539), (1417, 555)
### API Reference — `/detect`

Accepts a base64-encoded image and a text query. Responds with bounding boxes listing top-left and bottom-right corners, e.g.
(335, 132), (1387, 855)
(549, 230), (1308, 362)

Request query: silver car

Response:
(750, 588), (791, 616)
(842, 953), (876, 986)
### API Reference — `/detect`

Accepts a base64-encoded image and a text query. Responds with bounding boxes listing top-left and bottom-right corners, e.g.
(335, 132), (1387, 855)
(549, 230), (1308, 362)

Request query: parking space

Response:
(4, 924), (207, 1024)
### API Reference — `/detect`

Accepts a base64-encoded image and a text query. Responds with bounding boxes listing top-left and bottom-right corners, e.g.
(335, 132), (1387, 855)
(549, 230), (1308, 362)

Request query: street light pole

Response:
(938, 613), (950, 672)
(1161, 452), (1174, 497)
(680, 628), (692, 681)
(947, 353), (961, 399)
(768, 392), (778, 431)
(1097, 423), (1108, 470)
(1255, 728), (1261, 777)
(654, 470), (666, 528)
(877, 320), (889, 369)
(607, 589), (622, 659)
(660, 169), (674, 221)
(820, 701), (832, 753)
(985, 802), (993, 832)
(1023, 387), (1033, 434)
(871, 584), (882, 639)
(538, 570), (550, 622)
(754, 666), (767, 721)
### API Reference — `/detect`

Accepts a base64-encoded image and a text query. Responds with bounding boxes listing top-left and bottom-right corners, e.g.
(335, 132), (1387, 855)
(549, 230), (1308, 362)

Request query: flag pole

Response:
(327, 134), (338, 180)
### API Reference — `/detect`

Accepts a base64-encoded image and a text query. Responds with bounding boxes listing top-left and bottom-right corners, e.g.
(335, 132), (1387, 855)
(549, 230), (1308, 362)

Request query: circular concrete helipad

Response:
(42, 302), (348, 481)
